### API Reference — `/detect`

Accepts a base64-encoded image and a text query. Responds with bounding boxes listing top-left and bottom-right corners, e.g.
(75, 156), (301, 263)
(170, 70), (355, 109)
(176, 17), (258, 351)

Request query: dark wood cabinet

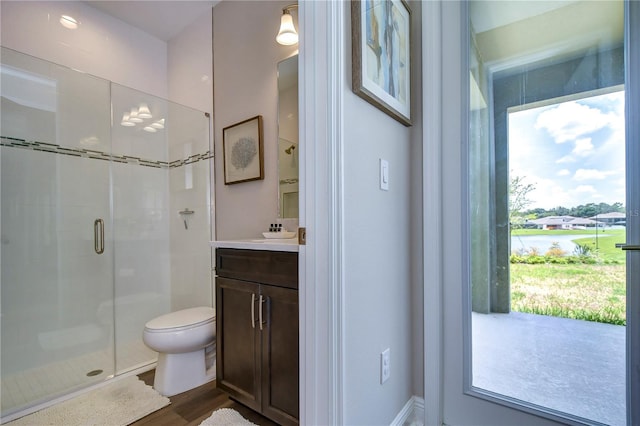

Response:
(216, 248), (299, 426)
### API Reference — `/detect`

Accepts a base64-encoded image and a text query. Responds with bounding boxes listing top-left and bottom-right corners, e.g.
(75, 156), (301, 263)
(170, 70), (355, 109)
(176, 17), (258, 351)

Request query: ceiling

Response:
(86, 1), (219, 41)
(471, 1), (624, 72)
(89, 0), (570, 44)
(470, 1), (576, 34)
(84, 0), (623, 72)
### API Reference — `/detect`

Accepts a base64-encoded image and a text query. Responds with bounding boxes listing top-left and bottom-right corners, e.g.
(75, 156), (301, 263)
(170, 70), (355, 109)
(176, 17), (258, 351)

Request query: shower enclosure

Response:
(0, 47), (212, 419)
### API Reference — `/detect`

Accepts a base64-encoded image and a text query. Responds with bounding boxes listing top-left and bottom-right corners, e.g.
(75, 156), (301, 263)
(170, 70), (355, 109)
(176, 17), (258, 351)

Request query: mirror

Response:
(277, 55), (299, 218)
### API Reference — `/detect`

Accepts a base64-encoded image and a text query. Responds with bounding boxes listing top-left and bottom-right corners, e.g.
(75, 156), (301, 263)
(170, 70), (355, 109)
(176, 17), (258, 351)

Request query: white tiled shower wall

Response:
(0, 0), (214, 403)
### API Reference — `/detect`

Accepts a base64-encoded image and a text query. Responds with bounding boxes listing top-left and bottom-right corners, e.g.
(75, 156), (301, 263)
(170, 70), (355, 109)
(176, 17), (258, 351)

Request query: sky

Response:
(508, 90), (625, 210)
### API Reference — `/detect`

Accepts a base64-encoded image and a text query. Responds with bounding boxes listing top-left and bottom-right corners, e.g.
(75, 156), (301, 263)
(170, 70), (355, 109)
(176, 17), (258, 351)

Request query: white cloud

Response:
(575, 185), (596, 193)
(510, 91), (625, 208)
(556, 155), (575, 164)
(572, 138), (594, 156)
(526, 176), (572, 209)
(535, 101), (618, 144)
(573, 168), (613, 181)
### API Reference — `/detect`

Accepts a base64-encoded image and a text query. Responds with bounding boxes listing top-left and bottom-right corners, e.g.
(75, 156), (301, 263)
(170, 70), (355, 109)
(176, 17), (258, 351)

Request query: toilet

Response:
(142, 306), (216, 396)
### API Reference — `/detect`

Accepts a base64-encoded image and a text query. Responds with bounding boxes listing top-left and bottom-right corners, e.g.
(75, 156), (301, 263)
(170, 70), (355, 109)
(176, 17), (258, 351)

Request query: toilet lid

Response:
(145, 306), (215, 331)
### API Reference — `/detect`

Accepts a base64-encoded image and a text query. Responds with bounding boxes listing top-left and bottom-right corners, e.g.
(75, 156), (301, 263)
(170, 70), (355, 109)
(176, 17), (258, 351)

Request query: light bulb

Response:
(138, 103), (152, 119)
(121, 113), (135, 127)
(150, 119), (165, 129)
(129, 108), (143, 123)
(276, 12), (298, 46)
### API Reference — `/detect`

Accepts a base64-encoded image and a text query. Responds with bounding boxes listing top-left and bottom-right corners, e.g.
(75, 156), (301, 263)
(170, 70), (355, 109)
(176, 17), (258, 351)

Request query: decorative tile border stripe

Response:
(0, 136), (212, 169)
(170, 151), (214, 168)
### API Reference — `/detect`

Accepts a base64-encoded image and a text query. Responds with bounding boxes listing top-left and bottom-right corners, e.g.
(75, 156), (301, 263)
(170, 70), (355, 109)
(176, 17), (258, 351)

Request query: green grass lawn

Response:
(509, 229), (626, 324)
(510, 263), (626, 325)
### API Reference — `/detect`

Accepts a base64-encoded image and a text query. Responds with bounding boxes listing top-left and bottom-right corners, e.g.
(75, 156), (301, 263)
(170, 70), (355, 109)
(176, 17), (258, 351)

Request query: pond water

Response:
(510, 234), (601, 255)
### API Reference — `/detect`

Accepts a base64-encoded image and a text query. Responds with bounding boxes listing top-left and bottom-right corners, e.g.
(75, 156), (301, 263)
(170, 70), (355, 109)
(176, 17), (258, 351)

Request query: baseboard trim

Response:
(391, 395), (426, 426)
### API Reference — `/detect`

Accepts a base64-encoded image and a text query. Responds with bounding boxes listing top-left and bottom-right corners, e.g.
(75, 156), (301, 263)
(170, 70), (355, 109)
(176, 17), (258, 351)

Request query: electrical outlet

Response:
(380, 348), (390, 384)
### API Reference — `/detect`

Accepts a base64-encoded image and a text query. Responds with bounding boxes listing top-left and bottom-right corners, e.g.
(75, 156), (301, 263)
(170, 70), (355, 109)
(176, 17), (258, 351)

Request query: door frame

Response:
(426, 1), (639, 425)
(624, 1), (640, 423)
(298, 1), (345, 425)
(421, 1), (444, 425)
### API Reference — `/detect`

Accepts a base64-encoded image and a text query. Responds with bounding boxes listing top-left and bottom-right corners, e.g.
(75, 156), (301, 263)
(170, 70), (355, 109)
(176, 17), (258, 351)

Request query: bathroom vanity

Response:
(213, 243), (299, 426)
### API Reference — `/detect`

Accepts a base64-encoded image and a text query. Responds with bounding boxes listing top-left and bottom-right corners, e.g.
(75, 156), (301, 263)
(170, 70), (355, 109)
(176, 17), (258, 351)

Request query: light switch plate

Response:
(381, 348), (390, 384)
(380, 159), (389, 191)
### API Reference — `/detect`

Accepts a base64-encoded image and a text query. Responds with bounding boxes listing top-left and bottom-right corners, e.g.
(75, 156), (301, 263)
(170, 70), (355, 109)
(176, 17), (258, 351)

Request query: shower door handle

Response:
(94, 219), (104, 254)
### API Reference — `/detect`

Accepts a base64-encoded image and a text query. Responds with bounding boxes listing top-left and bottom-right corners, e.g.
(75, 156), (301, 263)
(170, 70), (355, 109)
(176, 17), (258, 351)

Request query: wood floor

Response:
(130, 370), (279, 426)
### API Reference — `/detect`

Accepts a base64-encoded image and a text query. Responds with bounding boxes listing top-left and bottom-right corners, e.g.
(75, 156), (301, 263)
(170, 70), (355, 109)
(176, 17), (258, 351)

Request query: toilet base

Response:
(153, 349), (216, 396)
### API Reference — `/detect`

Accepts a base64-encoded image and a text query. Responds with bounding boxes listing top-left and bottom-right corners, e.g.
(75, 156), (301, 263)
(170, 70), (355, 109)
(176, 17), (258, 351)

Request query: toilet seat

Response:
(144, 307), (215, 333)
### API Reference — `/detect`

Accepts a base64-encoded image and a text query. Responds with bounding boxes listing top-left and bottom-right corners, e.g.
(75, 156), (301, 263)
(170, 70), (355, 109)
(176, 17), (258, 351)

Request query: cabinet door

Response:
(216, 277), (261, 412)
(260, 284), (299, 425)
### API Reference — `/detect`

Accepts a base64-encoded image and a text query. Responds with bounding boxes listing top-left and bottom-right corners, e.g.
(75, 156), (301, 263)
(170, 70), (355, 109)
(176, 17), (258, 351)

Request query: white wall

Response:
(0, 1), (172, 374)
(167, 11), (215, 310)
(0, 1), (168, 98)
(0, 1), (214, 376)
(168, 12), (214, 114)
(1, 1), (215, 314)
(341, 1), (422, 423)
(212, 0), (298, 240)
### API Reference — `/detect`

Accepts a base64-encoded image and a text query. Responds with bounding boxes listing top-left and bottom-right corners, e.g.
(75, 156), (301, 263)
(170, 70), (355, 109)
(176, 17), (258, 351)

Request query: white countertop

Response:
(210, 238), (299, 252)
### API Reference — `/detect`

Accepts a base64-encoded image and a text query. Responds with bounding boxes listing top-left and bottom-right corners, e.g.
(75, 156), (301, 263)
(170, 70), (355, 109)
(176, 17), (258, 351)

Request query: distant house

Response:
(589, 212), (626, 225)
(526, 215), (605, 230)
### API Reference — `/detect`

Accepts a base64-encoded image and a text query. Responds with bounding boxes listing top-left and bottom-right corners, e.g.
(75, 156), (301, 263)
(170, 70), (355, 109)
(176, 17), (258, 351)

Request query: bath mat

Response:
(6, 375), (170, 426)
(199, 408), (257, 426)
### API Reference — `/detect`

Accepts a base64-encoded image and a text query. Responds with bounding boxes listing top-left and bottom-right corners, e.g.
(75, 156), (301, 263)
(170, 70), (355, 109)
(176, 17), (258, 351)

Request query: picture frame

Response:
(351, 0), (412, 126)
(222, 115), (264, 185)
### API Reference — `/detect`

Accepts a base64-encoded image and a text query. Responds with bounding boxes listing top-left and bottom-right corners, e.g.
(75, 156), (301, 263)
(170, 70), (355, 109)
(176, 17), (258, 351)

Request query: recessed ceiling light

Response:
(143, 126), (157, 133)
(60, 15), (78, 30)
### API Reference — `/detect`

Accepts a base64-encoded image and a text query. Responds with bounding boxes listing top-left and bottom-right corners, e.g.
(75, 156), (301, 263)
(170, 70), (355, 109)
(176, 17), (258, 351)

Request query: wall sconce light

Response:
(276, 4), (298, 46)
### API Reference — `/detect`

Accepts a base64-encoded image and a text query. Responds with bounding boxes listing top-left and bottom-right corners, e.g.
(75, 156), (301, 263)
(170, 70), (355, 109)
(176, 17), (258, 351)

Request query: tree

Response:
(553, 206), (570, 216)
(523, 202), (626, 218)
(509, 174), (535, 229)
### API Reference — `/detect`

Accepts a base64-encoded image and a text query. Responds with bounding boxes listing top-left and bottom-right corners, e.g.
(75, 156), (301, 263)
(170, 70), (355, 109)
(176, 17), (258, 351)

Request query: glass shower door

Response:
(109, 83), (212, 375)
(0, 47), (115, 418)
(110, 83), (172, 375)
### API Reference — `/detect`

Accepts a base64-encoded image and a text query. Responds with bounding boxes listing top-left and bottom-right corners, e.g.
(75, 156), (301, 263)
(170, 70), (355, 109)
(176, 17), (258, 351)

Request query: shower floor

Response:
(1, 340), (156, 417)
